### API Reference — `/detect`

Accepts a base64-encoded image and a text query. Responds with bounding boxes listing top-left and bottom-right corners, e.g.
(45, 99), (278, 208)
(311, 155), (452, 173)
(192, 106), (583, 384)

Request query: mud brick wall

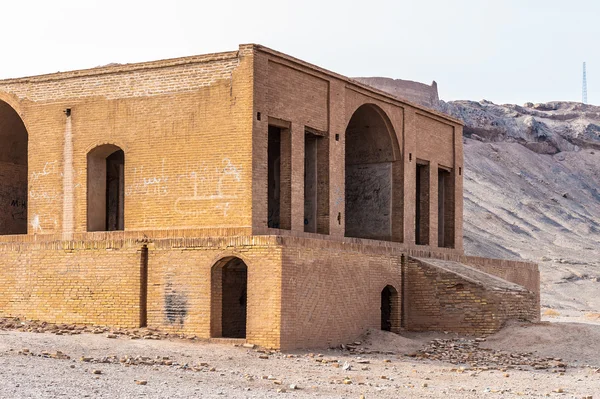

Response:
(279, 237), (403, 350)
(404, 259), (538, 334)
(146, 236), (282, 349)
(0, 240), (142, 327)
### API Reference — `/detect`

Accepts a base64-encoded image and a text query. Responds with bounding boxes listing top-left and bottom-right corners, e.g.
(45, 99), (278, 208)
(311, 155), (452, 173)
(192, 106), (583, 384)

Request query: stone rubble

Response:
(408, 337), (568, 372)
(0, 317), (197, 341)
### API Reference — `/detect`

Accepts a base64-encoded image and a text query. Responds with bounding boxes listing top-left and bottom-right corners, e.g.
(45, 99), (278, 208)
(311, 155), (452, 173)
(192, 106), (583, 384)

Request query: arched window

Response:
(87, 144), (124, 231)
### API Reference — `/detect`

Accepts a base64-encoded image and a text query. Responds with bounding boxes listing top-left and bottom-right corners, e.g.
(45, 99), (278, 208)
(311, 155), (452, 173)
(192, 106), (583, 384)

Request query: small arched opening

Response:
(345, 104), (402, 241)
(381, 285), (400, 333)
(87, 144), (124, 232)
(0, 100), (28, 235)
(211, 257), (248, 339)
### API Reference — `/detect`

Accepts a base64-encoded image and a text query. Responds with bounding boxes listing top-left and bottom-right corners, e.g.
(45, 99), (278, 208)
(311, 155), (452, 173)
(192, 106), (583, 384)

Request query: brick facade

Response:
(0, 44), (539, 349)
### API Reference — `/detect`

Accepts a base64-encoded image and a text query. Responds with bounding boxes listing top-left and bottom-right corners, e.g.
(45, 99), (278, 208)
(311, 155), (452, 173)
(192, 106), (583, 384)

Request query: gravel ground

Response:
(0, 321), (599, 398)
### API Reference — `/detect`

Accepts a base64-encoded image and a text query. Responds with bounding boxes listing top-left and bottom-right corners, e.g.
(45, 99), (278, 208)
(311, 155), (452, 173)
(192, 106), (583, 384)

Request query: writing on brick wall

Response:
(10, 198), (26, 221)
(126, 159), (170, 197)
(173, 157), (242, 217)
(125, 157), (243, 217)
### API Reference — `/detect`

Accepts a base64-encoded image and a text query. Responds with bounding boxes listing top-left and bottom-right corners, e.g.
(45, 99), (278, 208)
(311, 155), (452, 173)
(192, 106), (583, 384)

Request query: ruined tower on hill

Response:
(353, 77), (440, 108)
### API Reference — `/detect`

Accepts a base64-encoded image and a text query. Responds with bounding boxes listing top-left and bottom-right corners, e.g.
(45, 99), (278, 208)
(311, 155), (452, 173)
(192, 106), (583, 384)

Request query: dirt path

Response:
(0, 321), (599, 398)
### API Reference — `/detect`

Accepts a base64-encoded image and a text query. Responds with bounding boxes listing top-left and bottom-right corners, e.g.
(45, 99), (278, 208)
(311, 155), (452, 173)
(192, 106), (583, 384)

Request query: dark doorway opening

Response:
(0, 100), (28, 235)
(438, 168), (455, 248)
(211, 257), (248, 339)
(381, 285), (399, 332)
(267, 125), (291, 229)
(304, 133), (317, 232)
(87, 145), (124, 232)
(415, 162), (430, 245)
(304, 130), (330, 234)
(106, 150), (124, 231)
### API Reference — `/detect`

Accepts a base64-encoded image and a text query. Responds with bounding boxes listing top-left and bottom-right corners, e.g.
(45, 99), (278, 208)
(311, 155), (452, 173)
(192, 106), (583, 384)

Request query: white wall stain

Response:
(31, 214), (43, 233)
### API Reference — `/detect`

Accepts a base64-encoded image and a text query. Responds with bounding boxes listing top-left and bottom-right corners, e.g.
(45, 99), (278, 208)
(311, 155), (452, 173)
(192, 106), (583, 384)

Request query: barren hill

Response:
(358, 77), (600, 314)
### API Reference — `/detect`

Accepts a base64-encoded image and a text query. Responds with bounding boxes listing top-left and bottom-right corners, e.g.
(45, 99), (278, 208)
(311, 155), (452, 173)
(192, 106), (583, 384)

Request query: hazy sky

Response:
(1, 0), (597, 105)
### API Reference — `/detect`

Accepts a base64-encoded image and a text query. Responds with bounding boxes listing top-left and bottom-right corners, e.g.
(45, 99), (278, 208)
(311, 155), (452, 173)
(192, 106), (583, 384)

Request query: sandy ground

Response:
(0, 322), (598, 398)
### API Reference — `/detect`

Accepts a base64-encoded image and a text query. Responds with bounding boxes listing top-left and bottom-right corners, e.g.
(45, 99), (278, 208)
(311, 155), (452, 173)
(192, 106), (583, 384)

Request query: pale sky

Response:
(1, 0), (597, 105)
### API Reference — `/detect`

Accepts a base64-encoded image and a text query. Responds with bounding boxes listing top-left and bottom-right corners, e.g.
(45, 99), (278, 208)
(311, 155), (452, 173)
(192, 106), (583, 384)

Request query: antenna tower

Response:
(582, 62), (588, 104)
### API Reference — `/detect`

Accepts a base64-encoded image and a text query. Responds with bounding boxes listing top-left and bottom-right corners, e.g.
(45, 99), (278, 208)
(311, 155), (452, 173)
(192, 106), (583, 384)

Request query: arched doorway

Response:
(0, 100), (28, 235)
(381, 285), (399, 332)
(345, 104), (401, 241)
(87, 144), (124, 231)
(211, 257), (248, 339)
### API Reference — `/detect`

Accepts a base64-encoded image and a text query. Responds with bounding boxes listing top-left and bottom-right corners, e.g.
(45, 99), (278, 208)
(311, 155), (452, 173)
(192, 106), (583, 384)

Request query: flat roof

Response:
(0, 44), (462, 125)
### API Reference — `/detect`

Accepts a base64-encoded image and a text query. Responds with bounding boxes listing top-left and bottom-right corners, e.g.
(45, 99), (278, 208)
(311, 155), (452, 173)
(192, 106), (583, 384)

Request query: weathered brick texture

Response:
(0, 240), (142, 327)
(404, 258), (538, 334)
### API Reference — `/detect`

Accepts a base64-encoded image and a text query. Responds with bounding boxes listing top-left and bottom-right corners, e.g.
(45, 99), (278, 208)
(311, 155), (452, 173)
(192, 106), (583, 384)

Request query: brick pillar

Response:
(316, 134), (330, 234)
(252, 50), (268, 231)
(454, 125), (464, 251)
(279, 129), (292, 230)
(391, 160), (404, 242)
(290, 122), (304, 231)
(210, 265), (223, 338)
(403, 110), (417, 245)
(62, 113), (74, 240)
(328, 80), (346, 237)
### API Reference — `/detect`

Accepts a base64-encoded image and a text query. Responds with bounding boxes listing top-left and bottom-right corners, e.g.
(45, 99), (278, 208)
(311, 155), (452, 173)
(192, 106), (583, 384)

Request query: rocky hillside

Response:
(357, 77), (600, 313)
(440, 100), (600, 313)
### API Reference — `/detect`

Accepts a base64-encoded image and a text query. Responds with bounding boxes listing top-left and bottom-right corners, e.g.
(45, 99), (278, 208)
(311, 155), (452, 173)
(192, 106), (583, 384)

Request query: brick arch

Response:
(210, 256), (248, 339)
(0, 91), (24, 119)
(344, 103), (401, 161)
(84, 140), (128, 155)
(344, 103), (403, 242)
(0, 97), (29, 235)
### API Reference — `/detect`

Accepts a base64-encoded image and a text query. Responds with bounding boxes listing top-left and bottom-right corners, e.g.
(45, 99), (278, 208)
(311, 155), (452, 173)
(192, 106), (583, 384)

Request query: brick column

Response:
(290, 122), (305, 231)
(252, 50), (269, 230)
(454, 125), (464, 251)
(403, 109), (417, 245)
(328, 81), (346, 237)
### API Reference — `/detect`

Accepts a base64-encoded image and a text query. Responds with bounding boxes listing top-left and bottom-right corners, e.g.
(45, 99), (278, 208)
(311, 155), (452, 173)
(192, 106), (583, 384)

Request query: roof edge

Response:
(250, 44), (463, 126)
(0, 49), (241, 84)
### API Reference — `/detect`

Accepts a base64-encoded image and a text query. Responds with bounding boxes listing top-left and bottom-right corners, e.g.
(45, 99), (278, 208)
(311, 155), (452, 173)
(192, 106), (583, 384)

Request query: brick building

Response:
(0, 45), (539, 349)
